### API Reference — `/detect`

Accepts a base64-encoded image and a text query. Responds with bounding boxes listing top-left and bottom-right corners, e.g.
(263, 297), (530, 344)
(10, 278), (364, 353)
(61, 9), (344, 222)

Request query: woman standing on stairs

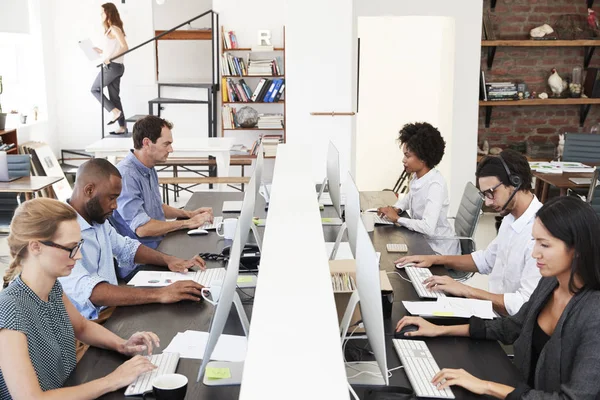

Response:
(90, 3), (129, 135)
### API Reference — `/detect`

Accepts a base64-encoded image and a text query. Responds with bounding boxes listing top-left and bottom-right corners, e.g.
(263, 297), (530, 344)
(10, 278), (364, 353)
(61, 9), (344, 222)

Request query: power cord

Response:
(387, 271), (412, 283)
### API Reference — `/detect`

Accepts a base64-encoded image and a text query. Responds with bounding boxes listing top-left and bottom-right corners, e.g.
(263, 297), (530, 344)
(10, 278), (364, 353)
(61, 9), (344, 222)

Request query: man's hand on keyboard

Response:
(185, 212), (213, 229)
(158, 280), (204, 304)
(377, 206), (399, 222)
(167, 255), (206, 272)
(107, 355), (157, 389)
(395, 255), (435, 268)
(187, 207), (213, 218)
(396, 316), (442, 338)
(431, 368), (490, 395)
(424, 275), (470, 297)
(120, 331), (161, 356)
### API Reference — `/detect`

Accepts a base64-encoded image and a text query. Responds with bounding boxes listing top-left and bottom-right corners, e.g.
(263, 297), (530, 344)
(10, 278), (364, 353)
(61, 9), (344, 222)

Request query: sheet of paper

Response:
(127, 271), (197, 287)
(222, 201), (243, 212)
(403, 297), (495, 319)
(78, 38), (100, 62)
(163, 330), (247, 361)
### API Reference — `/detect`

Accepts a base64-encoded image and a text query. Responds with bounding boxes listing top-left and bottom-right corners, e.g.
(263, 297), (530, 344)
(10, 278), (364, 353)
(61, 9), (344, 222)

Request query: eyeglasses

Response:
(479, 182), (503, 200)
(40, 239), (84, 259)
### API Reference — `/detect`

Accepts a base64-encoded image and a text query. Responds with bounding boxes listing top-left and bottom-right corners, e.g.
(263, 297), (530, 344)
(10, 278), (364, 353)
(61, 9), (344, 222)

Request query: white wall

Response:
(355, 16), (455, 191)
(0, 0), (30, 33)
(353, 0), (482, 215)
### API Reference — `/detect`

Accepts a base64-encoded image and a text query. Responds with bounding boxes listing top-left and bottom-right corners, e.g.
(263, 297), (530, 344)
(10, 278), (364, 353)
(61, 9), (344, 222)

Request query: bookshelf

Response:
(220, 27), (286, 159)
(0, 129), (18, 154)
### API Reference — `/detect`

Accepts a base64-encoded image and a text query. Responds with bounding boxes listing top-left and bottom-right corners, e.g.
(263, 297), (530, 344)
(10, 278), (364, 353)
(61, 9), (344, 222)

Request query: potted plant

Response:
(0, 76), (5, 130)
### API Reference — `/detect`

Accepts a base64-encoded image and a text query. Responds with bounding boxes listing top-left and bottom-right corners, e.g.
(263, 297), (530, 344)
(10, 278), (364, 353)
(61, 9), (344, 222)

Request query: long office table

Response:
(67, 189), (521, 399)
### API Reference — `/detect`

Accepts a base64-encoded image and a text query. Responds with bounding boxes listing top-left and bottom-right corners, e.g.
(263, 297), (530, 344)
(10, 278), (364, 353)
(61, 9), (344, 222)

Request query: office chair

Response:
(426, 182), (484, 282)
(562, 133), (600, 163)
(586, 167), (600, 217)
(0, 154), (32, 233)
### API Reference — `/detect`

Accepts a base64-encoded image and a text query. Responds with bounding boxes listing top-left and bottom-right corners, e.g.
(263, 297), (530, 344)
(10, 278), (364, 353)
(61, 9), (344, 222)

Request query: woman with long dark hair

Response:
(396, 195), (600, 399)
(90, 3), (128, 135)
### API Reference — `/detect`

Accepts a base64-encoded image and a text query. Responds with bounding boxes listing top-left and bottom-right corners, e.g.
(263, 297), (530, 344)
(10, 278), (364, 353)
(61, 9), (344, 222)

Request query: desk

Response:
(85, 137), (234, 190)
(0, 176), (62, 201)
(533, 170), (594, 202)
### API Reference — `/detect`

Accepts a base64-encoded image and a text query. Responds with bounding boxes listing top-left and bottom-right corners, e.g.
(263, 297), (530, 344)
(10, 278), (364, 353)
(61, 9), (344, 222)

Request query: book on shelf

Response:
(222, 28), (238, 50)
(484, 82), (518, 101)
(221, 53), (247, 76)
(225, 78), (285, 103)
(222, 105), (239, 129)
(247, 57), (284, 76)
(257, 113), (284, 129)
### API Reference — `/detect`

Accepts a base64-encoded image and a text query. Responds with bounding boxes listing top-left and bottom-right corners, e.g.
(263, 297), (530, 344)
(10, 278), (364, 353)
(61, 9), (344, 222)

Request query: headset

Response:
(497, 152), (522, 210)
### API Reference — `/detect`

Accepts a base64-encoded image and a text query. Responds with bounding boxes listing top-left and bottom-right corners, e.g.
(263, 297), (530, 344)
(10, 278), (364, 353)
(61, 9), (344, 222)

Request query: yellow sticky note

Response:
(322, 218), (332, 223)
(433, 311), (454, 317)
(206, 367), (231, 380)
(319, 204), (325, 210)
(237, 276), (253, 284)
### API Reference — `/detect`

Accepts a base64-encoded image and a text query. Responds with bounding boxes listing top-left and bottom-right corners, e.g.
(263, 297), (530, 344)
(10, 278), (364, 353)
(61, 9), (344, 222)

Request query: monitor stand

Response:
(329, 222), (347, 260)
(339, 291), (386, 386)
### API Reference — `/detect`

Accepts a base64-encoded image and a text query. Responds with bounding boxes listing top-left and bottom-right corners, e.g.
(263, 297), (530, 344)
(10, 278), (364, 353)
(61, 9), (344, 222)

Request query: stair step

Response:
(158, 82), (213, 89)
(107, 132), (132, 138)
(148, 97), (209, 104)
(125, 114), (148, 123)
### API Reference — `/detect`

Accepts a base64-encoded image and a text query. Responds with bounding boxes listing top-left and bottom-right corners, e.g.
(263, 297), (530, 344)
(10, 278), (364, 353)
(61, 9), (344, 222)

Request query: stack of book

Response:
(485, 82), (518, 101)
(248, 57), (283, 76)
(262, 134), (284, 157)
(0, 143), (16, 152)
(222, 78), (285, 103)
(221, 28), (238, 49)
(257, 114), (284, 129)
(221, 54), (247, 76)
(221, 105), (238, 129)
(251, 79), (284, 102)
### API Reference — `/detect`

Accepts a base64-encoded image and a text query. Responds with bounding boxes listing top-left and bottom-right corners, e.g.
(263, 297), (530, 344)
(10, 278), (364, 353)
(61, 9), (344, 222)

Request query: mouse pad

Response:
(364, 386), (415, 400)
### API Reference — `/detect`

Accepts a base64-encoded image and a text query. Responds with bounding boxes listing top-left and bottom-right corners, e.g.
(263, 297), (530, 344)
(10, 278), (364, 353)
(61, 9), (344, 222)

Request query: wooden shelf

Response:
(223, 101), (284, 104)
(223, 128), (284, 131)
(480, 98), (600, 127)
(7, 148), (17, 154)
(491, 0), (595, 10)
(223, 47), (284, 52)
(222, 75), (285, 78)
(155, 29), (212, 40)
(482, 39), (599, 69)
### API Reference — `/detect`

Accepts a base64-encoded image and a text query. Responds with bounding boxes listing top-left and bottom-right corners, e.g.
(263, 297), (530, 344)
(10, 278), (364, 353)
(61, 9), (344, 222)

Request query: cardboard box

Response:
(329, 259), (393, 333)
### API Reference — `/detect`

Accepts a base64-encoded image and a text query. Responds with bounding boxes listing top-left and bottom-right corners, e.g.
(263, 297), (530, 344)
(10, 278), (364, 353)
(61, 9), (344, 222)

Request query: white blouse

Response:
(393, 169), (460, 256)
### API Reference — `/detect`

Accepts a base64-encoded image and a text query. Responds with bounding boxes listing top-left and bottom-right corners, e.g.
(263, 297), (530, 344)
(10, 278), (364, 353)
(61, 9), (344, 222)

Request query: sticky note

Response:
(433, 311), (454, 317)
(237, 276), (253, 284)
(319, 204), (325, 210)
(206, 367), (231, 380)
(322, 218), (332, 223)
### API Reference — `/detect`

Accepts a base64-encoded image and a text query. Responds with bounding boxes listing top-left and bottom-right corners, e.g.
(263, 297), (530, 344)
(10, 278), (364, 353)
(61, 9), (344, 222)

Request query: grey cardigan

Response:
(469, 277), (600, 400)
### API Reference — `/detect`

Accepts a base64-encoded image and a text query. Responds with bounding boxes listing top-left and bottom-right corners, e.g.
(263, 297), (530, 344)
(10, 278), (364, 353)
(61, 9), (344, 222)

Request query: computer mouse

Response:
(394, 324), (419, 338)
(187, 229), (209, 236)
(395, 262), (416, 270)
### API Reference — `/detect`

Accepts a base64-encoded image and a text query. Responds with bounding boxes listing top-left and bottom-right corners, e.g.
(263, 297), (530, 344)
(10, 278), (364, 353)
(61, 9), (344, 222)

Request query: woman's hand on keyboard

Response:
(395, 316), (443, 337)
(167, 255), (206, 272)
(107, 355), (156, 389)
(377, 206), (399, 222)
(431, 368), (491, 395)
(120, 331), (161, 356)
(395, 255), (435, 268)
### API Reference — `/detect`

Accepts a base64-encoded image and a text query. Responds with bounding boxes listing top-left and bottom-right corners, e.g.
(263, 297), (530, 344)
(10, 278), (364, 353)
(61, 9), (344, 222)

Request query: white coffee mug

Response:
(361, 212), (375, 232)
(216, 218), (237, 240)
(201, 279), (223, 306)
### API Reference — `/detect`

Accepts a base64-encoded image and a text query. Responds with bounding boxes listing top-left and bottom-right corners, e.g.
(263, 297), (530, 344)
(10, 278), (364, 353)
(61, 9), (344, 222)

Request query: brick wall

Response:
(479, 0), (600, 150)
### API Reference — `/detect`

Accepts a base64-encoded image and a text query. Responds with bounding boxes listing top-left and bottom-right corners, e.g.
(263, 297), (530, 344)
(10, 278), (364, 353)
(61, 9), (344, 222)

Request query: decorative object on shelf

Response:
(489, 147), (503, 155)
(517, 83), (527, 100)
(530, 24), (555, 39)
(236, 106), (259, 128)
(33, 106), (38, 121)
(252, 30), (274, 52)
(538, 92), (549, 99)
(477, 140), (490, 156)
(530, 91), (537, 99)
(548, 69), (568, 97)
(556, 133), (565, 161)
(19, 114), (27, 124)
(588, 8), (599, 30)
(570, 66), (583, 98)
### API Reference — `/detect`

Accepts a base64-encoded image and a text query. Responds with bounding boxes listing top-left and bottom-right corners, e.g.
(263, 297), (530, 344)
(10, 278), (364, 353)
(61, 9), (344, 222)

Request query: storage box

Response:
(329, 259), (394, 333)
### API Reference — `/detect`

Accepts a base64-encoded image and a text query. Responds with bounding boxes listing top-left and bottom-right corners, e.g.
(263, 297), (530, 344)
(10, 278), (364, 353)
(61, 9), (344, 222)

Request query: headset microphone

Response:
(497, 153), (522, 211)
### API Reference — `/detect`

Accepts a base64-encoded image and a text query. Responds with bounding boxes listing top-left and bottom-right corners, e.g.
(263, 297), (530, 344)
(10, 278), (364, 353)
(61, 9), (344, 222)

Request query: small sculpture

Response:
(489, 147), (503, 155)
(538, 92), (549, 99)
(588, 8), (599, 30)
(236, 106), (259, 128)
(556, 133), (565, 161)
(478, 140), (490, 155)
(548, 69), (568, 97)
(530, 24), (554, 38)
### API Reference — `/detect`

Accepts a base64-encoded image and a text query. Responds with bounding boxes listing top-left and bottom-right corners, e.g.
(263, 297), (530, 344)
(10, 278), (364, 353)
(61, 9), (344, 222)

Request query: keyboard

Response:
(386, 243), (408, 253)
(199, 216), (223, 230)
(404, 267), (446, 299)
(392, 339), (454, 399)
(125, 352), (180, 396)
(194, 268), (226, 287)
(373, 215), (394, 225)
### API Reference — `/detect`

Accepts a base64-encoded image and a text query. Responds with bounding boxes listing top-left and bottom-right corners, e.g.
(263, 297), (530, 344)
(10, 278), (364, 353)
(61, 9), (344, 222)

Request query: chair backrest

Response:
(454, 182), (484, 255)
(563, 133), (600, 163)
(587, 167), (600, 216)
(8, 154), (32, 177)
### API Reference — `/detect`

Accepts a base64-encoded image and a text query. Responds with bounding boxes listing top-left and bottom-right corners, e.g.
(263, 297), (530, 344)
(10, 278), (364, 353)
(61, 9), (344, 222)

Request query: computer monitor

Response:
(326, 141), (343, 220)
(343, 172), (361, 257)
(197, 183), (257, 386)
(339, 216), (389, 386)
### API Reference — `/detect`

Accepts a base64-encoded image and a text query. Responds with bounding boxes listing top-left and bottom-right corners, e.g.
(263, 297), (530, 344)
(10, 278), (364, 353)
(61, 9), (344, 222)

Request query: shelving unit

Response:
(482, 39), (600, 69)
(0, 129), (18, 154)
(220, 27), (286, 158)
(490, 0), (595, 11)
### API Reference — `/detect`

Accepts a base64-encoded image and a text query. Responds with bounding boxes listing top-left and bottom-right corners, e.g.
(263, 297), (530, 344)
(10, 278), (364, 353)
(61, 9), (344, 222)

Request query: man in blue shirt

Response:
(111, 116), (213, 249)
(59, 159), (207, 320)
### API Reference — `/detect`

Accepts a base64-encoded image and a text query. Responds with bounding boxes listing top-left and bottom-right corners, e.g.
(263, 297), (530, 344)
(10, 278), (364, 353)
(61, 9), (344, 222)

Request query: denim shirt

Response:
(112, 150), (166, 249)
(58, 212), (141, 320)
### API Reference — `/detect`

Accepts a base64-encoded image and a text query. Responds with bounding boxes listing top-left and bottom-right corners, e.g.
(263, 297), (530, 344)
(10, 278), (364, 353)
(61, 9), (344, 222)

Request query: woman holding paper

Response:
(90, 3), (128, 135)
(0, 198), (159, 398)
(395, 196), (600, 400)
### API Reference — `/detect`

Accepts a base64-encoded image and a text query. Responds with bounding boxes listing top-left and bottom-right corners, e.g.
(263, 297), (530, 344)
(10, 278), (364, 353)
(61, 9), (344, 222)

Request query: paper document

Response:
(403, 297), (496, 319)
(78, 38), (100, 62)
(163, 330), (247, 361)
(222, 200), (243, 212)
(127, 271), (197, 287)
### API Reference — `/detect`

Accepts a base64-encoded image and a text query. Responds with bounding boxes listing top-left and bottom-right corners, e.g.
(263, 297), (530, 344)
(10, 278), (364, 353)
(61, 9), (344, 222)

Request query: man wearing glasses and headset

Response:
(396, 149), (542, 316)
